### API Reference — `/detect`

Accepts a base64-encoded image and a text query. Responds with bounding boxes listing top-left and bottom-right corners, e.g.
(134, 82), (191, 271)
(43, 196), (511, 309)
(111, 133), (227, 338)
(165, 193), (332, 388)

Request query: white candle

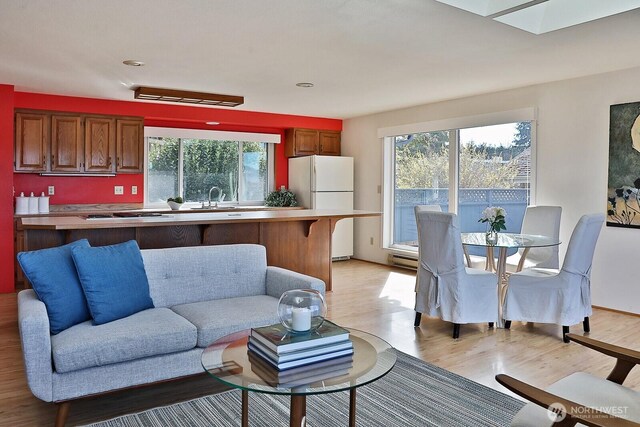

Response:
(291, 307), (311, 332)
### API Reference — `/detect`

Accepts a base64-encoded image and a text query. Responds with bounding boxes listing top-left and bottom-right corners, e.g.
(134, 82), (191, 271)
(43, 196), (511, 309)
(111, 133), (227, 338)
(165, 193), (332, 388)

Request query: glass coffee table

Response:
(201, 328), (396, 427)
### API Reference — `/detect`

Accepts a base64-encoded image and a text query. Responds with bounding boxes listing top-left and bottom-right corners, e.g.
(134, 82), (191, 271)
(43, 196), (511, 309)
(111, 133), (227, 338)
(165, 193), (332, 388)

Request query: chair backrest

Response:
(415, 204), (443, 214)
(561, 213), (605, 275)
(415, 210), (465, 276)
(520, 205), (562, 268)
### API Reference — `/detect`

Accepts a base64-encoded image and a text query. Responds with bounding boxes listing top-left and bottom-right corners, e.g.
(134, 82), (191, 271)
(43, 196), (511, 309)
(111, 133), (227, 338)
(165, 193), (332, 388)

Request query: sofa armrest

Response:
(265, 266), (326, 299)
(18, 290), (53, 402)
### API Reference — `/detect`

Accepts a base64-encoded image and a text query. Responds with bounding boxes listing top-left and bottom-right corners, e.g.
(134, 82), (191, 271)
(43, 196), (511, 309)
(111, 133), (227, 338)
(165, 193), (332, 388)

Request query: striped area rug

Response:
(83, 351), (524, 427)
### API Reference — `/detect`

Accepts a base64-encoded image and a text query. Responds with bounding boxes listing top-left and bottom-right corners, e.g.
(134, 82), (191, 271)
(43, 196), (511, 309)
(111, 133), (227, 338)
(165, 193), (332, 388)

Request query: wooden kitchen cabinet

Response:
(116, 119), (144, 173)
(318, 131), (341, 155)
(14, 110), (143, 174)
(285, 128), (341, 157)
(84, 116), (116, 173)
(15, 112), (49, 172)
(51, 115), (83, 172)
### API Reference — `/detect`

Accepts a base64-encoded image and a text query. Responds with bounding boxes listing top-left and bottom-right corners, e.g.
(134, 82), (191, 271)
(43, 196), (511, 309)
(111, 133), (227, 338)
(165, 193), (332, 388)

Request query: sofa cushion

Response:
(51, 308), (197, 373)
(171, 295), (280, 347)
(142, 244), (268, 308)
(72, 240), (154, 325)
(17, 239), (92, 334)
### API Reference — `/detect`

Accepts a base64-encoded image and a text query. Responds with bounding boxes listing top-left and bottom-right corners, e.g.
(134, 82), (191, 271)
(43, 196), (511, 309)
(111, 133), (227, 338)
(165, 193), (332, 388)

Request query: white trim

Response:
(377, 107), (537, 138)
(144, 126), (281, 144)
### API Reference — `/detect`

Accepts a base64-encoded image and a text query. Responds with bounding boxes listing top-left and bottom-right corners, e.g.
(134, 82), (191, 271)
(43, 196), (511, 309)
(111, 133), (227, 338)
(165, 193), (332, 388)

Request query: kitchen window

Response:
(381, 109), (536, 254)
(144, 128), (276, 206)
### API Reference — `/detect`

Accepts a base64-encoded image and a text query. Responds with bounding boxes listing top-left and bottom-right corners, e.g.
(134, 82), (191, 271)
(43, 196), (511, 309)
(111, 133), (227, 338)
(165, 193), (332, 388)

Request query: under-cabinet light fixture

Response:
(133, 86), (244, 107)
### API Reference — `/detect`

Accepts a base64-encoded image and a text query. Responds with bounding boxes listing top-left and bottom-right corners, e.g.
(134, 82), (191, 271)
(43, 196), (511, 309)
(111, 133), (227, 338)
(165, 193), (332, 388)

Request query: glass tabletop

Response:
(201, 328), (396, 396)
(460, 232), (561, 248)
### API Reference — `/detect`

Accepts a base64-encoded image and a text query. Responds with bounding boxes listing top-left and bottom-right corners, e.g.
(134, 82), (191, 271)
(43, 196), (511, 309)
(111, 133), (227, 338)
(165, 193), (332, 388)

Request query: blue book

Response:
(250, 320), (350, 354)
(248, 338), (353, 364)
(248, 344), (354, 371)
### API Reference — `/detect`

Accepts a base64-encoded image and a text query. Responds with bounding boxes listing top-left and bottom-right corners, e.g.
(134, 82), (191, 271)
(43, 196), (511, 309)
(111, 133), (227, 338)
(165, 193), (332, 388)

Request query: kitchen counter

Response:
(16, 209), (380, 291)
(18, 209), (374, 229)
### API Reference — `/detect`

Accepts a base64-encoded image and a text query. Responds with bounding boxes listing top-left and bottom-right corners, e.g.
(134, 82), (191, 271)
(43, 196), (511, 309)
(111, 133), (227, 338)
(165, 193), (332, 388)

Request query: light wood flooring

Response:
(1, 259), (639, 426)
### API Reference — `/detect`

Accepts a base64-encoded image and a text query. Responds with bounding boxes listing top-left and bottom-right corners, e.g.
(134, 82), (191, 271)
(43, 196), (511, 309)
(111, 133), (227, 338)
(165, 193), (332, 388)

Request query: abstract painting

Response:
(607, 101), (640, 228)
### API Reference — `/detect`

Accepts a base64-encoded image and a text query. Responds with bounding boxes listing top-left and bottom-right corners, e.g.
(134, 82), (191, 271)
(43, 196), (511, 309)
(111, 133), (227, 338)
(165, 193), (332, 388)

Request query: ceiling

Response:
(1, 0), (640, 119)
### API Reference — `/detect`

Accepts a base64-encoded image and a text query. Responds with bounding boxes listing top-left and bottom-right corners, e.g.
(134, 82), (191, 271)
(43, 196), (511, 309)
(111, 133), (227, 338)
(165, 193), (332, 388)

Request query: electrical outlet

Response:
(114, 185), (124, 195)
(48, 186), (55, 196)
(370, 237), (374, 245)
(377, 185), (381, 194)
(131, 185), (138, 195)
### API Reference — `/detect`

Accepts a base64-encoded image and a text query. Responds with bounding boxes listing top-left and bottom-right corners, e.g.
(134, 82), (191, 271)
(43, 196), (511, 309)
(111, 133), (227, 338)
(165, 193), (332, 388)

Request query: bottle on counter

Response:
(15, 192), (28, 215)
(38, 192), (50, 214)
(28, 192), (38, 214)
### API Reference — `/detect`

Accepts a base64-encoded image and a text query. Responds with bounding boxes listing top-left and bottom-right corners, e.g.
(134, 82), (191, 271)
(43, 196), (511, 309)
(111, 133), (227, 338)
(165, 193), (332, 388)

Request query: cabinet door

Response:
(51, 115), (83, 172)
(116, 119), (144, 173)
(285, 128), (319, 157)
(15, 112), (49, 172)
(319, 131), (341, 156)
(294, 129), (319, 156)
(85, 117), (115, 173)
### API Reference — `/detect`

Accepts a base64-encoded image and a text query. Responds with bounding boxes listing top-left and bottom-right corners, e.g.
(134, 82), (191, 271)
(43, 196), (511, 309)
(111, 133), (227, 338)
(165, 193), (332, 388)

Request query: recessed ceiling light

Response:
(296, 82), (314, 88)
(206, 121), (220, 125)
(123, 60), (145, 67)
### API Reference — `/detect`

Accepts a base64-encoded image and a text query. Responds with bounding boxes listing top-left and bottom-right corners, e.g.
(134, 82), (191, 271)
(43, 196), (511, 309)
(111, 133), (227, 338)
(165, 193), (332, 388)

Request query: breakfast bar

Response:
(16, 209), (379, 292)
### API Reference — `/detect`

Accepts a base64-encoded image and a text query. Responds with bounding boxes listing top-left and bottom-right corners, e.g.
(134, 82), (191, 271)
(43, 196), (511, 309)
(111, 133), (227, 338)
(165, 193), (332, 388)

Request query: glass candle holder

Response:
(277, 289), (327, 333)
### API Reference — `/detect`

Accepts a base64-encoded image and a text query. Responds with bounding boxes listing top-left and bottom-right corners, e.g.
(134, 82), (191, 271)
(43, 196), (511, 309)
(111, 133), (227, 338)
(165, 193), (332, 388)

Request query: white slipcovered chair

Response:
(503, 213), (605, 343)
(413, 210), (498, 338)
(497, 333), (640, 427)
(506, 205), (562, 272)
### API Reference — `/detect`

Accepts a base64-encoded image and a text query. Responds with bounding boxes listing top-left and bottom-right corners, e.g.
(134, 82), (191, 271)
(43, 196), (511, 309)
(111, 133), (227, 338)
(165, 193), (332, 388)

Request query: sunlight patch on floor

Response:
(378, 271), (416, 309)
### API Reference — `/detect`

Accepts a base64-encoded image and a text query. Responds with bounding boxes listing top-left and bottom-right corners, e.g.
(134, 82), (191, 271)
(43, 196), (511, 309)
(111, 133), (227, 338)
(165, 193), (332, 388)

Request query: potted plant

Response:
(167, 196), (184, 210)
(265, 188), (298, 207)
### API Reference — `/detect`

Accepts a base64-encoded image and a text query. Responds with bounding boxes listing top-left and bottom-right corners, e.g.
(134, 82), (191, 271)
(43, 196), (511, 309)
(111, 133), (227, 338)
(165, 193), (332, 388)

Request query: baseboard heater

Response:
(388, 253), (418, 270)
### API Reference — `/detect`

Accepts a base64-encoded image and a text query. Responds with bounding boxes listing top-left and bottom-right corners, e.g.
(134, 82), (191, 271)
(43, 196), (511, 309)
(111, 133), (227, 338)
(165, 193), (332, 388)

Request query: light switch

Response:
(114, 186), (124, 195)
(131, 185), (138, 195)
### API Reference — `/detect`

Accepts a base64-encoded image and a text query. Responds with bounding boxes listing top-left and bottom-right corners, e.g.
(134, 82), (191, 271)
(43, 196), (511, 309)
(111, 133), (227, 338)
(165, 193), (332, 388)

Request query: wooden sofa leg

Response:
(583, 316), (590, 333)
(414, 312), (422, 327)
(55, 401), (71, 427)
(452, 323), (460, 339)
(562, 326), (570, 343)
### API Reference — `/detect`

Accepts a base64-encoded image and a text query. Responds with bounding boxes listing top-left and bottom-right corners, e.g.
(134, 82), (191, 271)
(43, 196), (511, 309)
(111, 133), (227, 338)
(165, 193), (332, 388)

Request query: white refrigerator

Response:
(288, 155), (354, 259)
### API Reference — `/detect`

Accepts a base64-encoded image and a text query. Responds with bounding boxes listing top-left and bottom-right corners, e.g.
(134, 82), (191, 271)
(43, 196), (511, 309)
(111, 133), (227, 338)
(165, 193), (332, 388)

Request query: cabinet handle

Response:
(320, 144), (323, 152)
(52, 154), (55, 165)
(117, 157), (120, 167)
(107, 157), (112, 167)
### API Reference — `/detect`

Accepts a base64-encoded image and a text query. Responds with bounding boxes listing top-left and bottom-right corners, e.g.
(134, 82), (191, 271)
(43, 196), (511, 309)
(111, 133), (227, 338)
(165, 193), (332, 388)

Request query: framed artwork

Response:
(607, 101), (640, 228)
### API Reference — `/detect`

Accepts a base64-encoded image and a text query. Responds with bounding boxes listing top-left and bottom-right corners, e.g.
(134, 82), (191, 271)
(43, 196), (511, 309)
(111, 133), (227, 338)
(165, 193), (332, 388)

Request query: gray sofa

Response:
(18, 244), (324, 425)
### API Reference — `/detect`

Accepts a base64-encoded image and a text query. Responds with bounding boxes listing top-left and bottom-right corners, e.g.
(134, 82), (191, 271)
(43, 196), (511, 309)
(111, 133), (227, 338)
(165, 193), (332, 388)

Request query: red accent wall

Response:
(14, 174), (144, 204)
(3, 90), (341, 292)
(0, 85), (15, 293)
(13, 92), (342, 204)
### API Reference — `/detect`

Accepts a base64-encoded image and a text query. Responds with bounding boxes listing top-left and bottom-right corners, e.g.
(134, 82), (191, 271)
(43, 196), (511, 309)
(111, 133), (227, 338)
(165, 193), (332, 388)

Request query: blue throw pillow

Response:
(72, 240), (154, 325)
(18, 239), (92, 335)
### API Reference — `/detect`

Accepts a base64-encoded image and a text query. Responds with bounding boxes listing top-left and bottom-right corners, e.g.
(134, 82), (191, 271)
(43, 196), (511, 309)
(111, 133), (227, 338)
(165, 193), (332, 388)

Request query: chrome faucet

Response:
(208, 186), (221, 207)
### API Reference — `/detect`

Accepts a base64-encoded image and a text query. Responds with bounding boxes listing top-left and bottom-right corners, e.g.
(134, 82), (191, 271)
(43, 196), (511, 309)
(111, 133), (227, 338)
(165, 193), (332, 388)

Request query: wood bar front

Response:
(16, 209), (379, 292)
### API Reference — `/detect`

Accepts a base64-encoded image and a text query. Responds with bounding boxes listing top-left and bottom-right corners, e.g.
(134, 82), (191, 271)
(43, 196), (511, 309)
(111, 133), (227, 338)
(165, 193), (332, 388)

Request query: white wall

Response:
(342, 66), (640, 314)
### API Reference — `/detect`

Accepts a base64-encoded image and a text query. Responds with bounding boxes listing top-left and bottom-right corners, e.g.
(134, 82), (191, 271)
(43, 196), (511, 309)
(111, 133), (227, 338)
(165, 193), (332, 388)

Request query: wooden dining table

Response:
(461, 232), (561, 327)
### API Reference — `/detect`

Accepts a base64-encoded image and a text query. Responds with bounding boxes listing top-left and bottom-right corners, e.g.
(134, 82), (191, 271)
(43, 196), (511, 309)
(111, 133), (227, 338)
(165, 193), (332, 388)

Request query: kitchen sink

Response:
(190, 206), (237, 210)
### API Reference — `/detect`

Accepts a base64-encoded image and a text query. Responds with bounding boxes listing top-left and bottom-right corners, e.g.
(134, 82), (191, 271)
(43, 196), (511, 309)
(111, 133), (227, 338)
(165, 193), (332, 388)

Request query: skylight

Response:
(435, 0), (640, 34)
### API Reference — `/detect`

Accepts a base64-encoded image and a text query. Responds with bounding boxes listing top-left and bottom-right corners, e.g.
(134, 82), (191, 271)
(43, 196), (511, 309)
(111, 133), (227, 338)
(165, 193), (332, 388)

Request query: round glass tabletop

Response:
(460, 232), (561, 249)
(201, 328), (396, 396)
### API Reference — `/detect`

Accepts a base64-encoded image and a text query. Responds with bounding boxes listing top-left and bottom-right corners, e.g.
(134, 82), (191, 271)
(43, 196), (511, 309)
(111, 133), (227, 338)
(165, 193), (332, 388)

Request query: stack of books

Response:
(248, 320), (353, 387)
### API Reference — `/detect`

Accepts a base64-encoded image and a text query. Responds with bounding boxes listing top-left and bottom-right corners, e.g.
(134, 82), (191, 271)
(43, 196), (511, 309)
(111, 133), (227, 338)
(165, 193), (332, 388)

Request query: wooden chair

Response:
(496, 333), (640, 427)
